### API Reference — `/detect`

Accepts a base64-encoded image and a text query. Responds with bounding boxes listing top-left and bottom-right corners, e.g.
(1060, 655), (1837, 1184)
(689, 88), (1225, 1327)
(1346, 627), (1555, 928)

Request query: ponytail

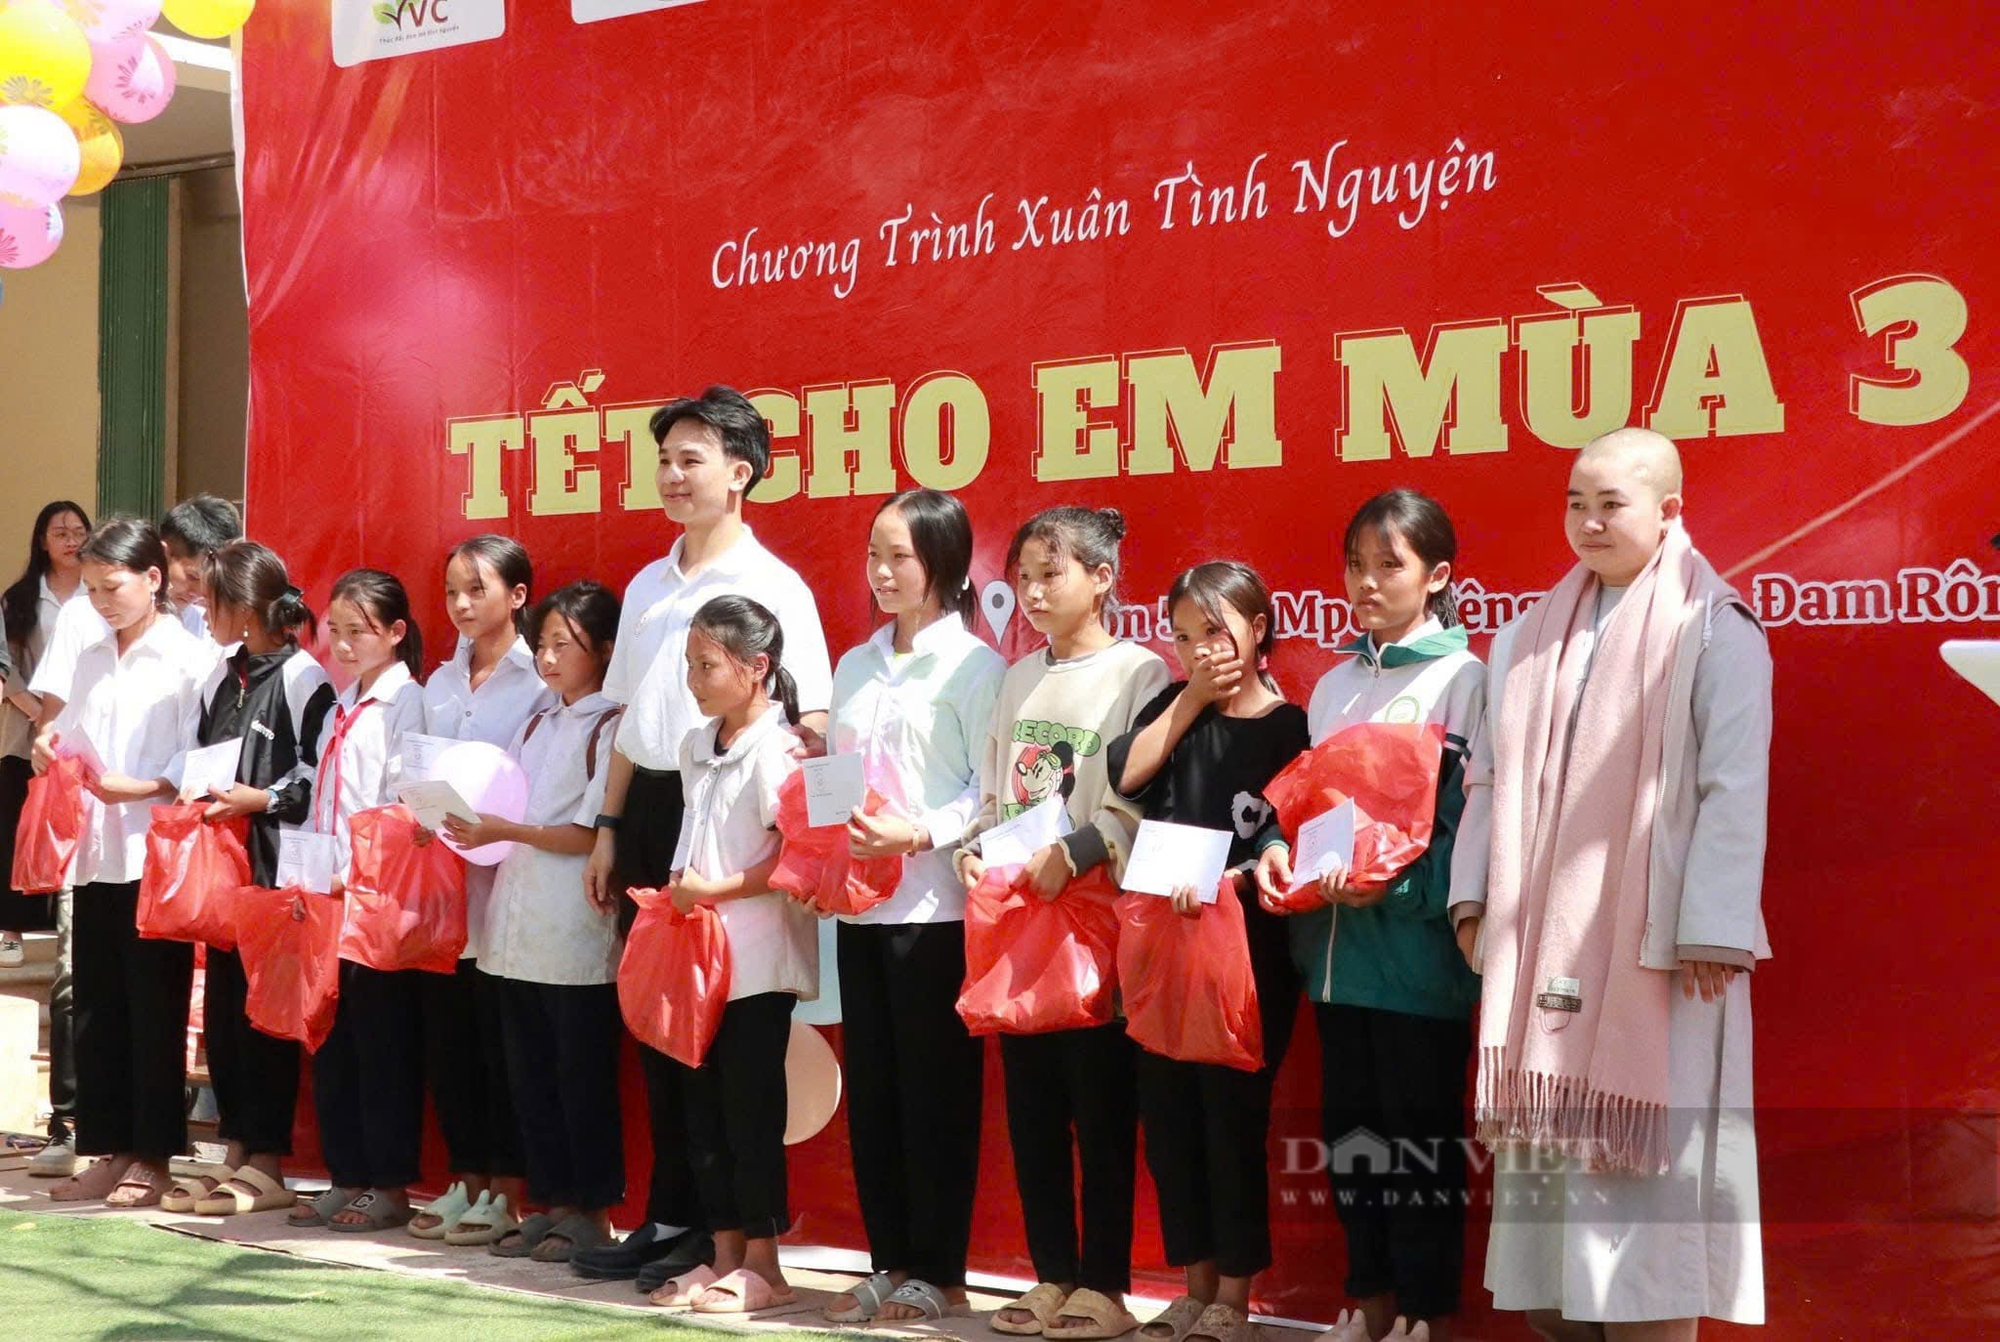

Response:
(209, 541), (317, 644)
(769, 666), (801, 727)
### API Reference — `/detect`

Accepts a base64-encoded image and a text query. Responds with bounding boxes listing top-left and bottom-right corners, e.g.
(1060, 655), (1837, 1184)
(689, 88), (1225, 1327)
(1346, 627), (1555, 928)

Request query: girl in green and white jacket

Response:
(1254, 488), (1486, 1342)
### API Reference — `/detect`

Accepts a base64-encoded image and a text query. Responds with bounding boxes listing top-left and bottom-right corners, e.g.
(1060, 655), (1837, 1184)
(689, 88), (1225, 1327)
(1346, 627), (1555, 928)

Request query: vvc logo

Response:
(374, 0), (452, 27)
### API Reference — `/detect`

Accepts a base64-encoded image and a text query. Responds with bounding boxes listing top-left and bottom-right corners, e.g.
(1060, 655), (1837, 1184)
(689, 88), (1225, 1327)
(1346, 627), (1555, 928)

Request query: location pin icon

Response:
(981, 579), (1016, 642)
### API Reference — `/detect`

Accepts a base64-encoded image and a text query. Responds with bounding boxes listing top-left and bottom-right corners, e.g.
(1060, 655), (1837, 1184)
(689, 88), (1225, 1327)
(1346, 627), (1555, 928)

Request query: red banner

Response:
(242, 3), (2000, 1331)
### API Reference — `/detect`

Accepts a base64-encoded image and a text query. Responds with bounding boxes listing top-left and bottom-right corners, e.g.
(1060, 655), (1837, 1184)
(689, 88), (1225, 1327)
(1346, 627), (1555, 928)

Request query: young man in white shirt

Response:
(573, 385), (832, 1285)
(159, 495), (243, 648)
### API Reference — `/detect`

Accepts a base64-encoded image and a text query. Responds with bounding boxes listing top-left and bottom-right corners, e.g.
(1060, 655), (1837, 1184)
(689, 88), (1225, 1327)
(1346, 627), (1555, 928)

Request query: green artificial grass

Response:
(0, 1207), (842, 1341)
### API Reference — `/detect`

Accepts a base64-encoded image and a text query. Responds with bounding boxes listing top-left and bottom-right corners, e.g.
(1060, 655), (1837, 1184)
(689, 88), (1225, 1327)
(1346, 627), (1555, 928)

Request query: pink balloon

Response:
(431, 741), (530, 866)
(0, 200), (64, 268)
(0, 105), (80, 208)
(63, 0), (165, 45)
(84, 30), (174, 125)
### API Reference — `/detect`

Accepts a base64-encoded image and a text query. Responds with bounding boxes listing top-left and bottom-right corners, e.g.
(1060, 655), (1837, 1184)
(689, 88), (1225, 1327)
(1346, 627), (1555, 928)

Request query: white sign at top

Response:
(573, 0), (704, 23)
(331, 0), (505, 68)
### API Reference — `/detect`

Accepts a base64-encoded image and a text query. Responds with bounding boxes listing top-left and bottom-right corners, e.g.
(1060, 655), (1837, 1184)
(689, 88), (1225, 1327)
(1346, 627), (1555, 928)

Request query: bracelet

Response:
(594, 813), (622, 832)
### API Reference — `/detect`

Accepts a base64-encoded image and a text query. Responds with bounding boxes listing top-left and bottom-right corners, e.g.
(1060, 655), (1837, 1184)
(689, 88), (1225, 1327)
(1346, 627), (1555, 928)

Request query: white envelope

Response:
(1289, 800), (1358, 893)
(399, 733), (456, 783)
(980, 794), (1073, 869)
(276, 826), (341, 895)
(801, 753), (867, 829)
(55, 725), (106, 779)
(1121, 820), (1231, 902)
(181, 738), (244, 799)
(393, 779), (480, 832)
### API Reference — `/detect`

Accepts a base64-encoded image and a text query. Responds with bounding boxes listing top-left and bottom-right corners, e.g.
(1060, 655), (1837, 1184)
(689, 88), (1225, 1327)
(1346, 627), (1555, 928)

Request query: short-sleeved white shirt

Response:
(27, 588), (109, 703)
(672, 704), (817, 1001)
(422, 634), (553, 748)
(58, 614), (218, 886)
(479, 692), (624, 986)
(311, 661), (428, 877)
(603, 528), (833, 772)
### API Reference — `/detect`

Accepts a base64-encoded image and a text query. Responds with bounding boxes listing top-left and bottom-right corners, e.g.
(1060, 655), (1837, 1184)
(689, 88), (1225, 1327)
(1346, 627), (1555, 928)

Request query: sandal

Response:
(881, 1278), (974, 1321)
(105, 1167), (174, 1210)
(1139, 1296), (1208, 1342)
(529, 1213), (613, 1263)
(1185, 1303), (1253, 1342)
(1045, 1288), (1140, 1340)
(647, 1263), (719, 1308)
(825, 1270), (897, 1323)
(327, 1190), (417, 1233)
(994, 1282), (1071, 1336)
(487, 1210), (558, 1258)
(160, 1162), (233, 1213)
(287, 1186), (356, 1228)
(48, 1158), (127, 1204)
(443, 1192), (517, 1246)
(408, 1181), (472, 1240)
(194, 1165), (292, 1216)
(692, 1267), (798, 1314)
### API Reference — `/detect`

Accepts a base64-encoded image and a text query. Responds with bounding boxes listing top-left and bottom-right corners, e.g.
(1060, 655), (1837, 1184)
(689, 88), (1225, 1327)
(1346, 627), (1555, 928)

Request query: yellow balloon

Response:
(160, 0), (251, 40)
(0, 2), (93, 110)
(57, 97), (120, 195)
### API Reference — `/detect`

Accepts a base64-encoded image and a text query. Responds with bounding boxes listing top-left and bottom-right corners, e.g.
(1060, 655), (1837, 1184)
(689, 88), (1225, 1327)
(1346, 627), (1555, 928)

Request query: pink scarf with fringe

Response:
(1475, 522), (1736, 1175)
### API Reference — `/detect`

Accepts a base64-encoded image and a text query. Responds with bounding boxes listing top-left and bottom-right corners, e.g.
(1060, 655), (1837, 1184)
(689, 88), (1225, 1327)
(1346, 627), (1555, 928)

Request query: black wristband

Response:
(594, 813), (621, 832)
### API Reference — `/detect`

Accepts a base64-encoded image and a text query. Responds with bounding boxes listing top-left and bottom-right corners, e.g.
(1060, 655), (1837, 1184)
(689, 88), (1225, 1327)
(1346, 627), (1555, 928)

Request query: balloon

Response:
(56, 96), (118, 194)
(0, 1), (92, 110)
(783, 1020), (842, 1145)
(159, 0), (251, 40)
(82, 29), (172, 124)
(0, 103), (79, 206)
(0, 198), (63, 268)
(429, 740), (529, 866)
(58, 0), (163, 45)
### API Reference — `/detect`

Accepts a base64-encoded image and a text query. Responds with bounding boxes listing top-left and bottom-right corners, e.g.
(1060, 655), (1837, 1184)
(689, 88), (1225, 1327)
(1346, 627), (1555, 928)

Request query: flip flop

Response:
(994, 1283), (1071, 1336)
(327, 1190), (417, 1233)
(881, 1279), (974, 1320)
(408, 1181), (472, 1240)
(647, 1262), (719, 1309)
(105, 1170), (172, 1210)
(287, 1186), (356, 1228)
(1184, 1303), (1252, 1342)
(529, 1213), (613, 1263)
(825, 1270), (897, 1323)
(194, 1165), (293, 1216)
(444, 1193), (518, 1246)
(691, 1267), (798, 1314)
(160, 1162), (233, 1213)
(1140, 1297), (1209, 1342)
(1045, 1288), (1140, 1340)
(488, 1210), (558, 1258)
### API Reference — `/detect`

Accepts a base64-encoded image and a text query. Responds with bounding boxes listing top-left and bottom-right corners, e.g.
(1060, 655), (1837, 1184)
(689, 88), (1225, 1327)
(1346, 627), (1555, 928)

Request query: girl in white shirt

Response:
(291, 569), (431, 1234)
(412, 534), (548, 1240)
(445, 581), (626, 1261)
(32, 519), (216, 1208)
(645, 596), (812, 1315)
(821, 490), (1004, 1325)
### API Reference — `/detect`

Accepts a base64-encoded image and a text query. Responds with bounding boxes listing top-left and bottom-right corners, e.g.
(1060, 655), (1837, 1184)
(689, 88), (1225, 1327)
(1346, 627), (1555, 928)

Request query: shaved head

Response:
(1577, 427), (1684, 499)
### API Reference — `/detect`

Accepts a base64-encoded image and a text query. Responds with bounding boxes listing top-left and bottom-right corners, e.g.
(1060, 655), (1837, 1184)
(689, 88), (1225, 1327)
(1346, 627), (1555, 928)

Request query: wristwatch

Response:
(594, 813), (622, 832)
(264, 785), (284, 812)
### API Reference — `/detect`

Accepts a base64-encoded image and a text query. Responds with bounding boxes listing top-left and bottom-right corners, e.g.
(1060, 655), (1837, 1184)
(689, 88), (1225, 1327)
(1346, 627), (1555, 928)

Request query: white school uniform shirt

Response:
(603, 528), (834, 772)
(27, 586), (110, 703)
(423, 634), (554, 958)
(479, 692), (624, 986)
(829, 614), (1007, 925)
(56, 614), (218, 886)
(673, 704), (818, 1001)
(311, 661), (428, 877)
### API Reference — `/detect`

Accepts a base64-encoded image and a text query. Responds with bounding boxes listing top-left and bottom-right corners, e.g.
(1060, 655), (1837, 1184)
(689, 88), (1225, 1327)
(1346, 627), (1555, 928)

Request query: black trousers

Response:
(1138, 894), (1302, 1279)
(999, 1022), (1138, 1294)
(49, 888), (75, 1126)
(499, 977), (624, 1209)
(0, 754), (56, 933)
(618, 765), (701, 1228)
(203, 946), (300, 1155)
(71, 881), (193, 1161)
(314, 961), (426, 1189)
(679, 990), (794, 1239)
(838, 919), (985, 1287)
(1317, 1002), (1474, 1319)
(422, 957), (522, 1177)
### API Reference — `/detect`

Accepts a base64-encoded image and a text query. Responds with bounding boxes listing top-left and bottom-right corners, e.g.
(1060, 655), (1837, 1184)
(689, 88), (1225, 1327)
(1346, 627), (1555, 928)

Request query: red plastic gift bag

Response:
(234, 884), (343, 1053)
(1116, 878), (1264, 1072)
(957, 865), (1122, 1035)
(618, 888), (732, 1067)
(11, 756), (88, 895)
(768, 770), (903, 916)
(135, 805), (252, 948)
(338, 804), (468, 973)
(1263, 721), (1446, 910)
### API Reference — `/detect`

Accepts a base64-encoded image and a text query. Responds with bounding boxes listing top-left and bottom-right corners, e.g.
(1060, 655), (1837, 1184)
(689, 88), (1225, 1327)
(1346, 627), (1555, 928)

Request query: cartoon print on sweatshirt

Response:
(1009, 739), (1076, 814)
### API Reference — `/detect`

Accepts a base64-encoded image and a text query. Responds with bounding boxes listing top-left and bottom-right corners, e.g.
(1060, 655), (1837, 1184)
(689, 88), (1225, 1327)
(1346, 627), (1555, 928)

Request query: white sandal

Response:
(408, 1181), (472, 1240)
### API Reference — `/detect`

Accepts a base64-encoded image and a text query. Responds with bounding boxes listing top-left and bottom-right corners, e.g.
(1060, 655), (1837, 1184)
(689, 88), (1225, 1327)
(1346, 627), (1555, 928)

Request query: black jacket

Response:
(197, 646), (337, 887)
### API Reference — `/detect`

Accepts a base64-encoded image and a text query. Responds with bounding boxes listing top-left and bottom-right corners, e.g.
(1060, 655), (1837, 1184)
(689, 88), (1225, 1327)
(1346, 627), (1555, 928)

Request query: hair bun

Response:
(1094, 507), (1127, 541)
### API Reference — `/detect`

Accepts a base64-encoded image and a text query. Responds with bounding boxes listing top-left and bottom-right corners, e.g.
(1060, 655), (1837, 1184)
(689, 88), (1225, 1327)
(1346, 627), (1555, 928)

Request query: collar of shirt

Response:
(343, 660), (414, 710)
(549, 689), (616, 719)
(82, 610), (193, 666)
(448, 633), (538, 682)
(664, 525), (769, 584)
(865, 611), (972, 673)
(686, 701), (790, 768)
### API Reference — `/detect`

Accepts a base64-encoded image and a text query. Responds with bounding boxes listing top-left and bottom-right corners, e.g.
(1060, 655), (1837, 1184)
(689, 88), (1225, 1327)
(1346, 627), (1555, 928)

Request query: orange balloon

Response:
(57, 98), (121, 195)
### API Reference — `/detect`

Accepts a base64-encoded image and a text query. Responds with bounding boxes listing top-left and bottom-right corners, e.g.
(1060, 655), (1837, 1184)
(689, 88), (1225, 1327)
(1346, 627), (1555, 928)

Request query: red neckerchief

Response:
(313, 696), (381, 832)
